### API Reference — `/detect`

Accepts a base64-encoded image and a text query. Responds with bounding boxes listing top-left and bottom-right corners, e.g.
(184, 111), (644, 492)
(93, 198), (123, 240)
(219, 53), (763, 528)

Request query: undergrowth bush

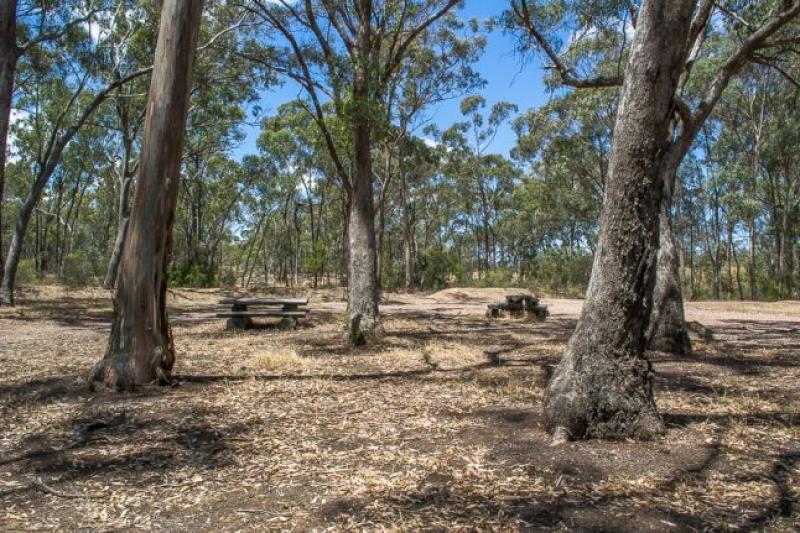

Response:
(60, 253), (94, 287)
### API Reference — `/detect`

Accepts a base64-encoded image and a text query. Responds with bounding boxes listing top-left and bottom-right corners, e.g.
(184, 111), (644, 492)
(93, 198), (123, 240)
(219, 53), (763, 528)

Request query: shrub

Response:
(61, 253), (94, 287)
(417, 248), (460, 290)
(218, 268), (237, 289)
(16, 259), (40, 286)
(169, 263), (215, 288)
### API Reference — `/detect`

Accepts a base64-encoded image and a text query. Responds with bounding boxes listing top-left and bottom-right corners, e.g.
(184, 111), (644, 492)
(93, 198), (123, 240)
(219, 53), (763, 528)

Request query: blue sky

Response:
(233, 1), (550, 160)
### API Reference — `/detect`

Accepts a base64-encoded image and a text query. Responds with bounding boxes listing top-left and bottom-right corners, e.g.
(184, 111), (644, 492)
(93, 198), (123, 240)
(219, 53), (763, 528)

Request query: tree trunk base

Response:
(648, 323), (692, 355)
(647, 290), (693, 355)
(89, 346), (176, 392)
(344, 312), (383, 346)
(544, 347), (664, 441)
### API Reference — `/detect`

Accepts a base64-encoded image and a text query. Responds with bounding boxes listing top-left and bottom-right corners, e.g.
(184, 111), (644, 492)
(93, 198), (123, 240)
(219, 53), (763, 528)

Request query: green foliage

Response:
(218, 268), (238, 290)
(305, 241), (328, 276)
(169, 264), (215, 289)
(16, 259), (41, 287)
(470, 268), (519, 288)
(6, 0), (800, 305)
(60, 253), (94, 287)
(529, 253), (593, 298)
(417, 248), (462, 291)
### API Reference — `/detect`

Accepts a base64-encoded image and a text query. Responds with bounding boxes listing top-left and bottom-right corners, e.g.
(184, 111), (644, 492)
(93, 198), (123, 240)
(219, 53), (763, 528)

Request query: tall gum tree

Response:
(90, 0), (203, 390)
(510, 0), (800, 356)
(510, 0), (800, 439)
(247, 0), (461, 345)
(0, 0), (107, 303)
(541, 0), (696, 441)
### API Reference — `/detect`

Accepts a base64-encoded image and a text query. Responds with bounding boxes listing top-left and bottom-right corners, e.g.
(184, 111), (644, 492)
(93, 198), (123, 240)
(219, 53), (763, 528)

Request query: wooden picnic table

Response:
(217, 296), (309, 330)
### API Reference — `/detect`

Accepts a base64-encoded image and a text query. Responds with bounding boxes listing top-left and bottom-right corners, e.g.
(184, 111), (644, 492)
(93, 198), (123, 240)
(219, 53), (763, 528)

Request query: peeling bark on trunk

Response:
(544, 0), (694, 441)
(0, 1), (18, 294)
(90, 0), (202, 390)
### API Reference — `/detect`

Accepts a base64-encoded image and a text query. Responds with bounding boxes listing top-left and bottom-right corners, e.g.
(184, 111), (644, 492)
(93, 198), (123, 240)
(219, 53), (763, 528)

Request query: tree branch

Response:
(510, 0), (623, 89)
(686, 1), (800, 143)
(20, 7), (108, 52)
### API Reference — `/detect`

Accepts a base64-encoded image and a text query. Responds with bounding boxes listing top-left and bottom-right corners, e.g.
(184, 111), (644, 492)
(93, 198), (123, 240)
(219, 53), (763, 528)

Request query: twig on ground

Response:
(32, 477), (106, 499)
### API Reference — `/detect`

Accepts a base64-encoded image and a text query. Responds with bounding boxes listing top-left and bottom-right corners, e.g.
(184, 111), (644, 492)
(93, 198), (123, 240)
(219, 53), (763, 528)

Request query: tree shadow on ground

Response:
(0, 405), (250, 500)
(176, 359), (542, 385)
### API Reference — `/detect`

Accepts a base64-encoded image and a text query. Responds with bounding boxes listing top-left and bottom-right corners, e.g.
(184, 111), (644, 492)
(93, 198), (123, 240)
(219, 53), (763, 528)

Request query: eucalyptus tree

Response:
(749, 75), (800, 297)
(512, 89), (615, 278)
(506, 0), (800, 441)
(0, 0), (112, 300)
(91, 0), (203, 390)
(2, 9), (151, 305)
(509, 0), (800, 356)
(102, 0), (263, 288)
(100, 2), (159, 288)
(246, 0), (462, 345)
(373, 19), (485, 288)
(437, 97), (518, 276)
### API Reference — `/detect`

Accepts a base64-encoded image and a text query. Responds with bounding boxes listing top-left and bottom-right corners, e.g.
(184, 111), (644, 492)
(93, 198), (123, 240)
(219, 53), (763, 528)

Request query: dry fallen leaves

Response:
(0, 286), (798, 531)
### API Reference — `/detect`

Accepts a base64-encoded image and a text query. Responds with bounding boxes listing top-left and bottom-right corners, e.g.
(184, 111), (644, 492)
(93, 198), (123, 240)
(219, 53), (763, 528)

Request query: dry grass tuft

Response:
(248, 345), (308, 372)
(421, 341), (487, 369)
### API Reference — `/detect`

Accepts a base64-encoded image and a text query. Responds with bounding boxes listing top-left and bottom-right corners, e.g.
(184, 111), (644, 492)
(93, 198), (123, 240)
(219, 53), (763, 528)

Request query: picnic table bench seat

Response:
(486, 294), (548, 321)
(217, 296), (309, 330)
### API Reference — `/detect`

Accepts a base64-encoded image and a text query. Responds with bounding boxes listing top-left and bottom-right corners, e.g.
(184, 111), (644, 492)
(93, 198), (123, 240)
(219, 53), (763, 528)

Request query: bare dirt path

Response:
(1, 286), (798, 531)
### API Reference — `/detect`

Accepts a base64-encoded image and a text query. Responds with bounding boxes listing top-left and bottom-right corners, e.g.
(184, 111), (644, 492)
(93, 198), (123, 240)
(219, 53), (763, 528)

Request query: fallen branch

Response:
(32, 477), (105, 499)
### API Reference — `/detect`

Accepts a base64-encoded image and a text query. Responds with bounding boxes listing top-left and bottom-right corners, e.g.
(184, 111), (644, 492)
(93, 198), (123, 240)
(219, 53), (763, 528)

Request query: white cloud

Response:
(422, 136), (439, 148)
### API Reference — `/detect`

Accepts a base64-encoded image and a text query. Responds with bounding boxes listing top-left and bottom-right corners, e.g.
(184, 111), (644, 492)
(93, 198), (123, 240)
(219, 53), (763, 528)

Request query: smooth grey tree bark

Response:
(647, 176), (692, 354)
(102, 175), (133, 289)
(103, 122), (139, 289)
(90, 0), (202, 390)
(345, 67), (381, 345)
(544, 0), (696, 441)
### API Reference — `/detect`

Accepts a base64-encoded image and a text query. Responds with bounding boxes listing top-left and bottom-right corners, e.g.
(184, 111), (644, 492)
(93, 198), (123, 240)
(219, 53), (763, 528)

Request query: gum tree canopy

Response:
(246, 0), (464, 345)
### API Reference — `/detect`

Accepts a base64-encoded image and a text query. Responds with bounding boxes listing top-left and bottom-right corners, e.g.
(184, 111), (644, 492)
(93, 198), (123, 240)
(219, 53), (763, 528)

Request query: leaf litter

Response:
(0, 285), (798, 531)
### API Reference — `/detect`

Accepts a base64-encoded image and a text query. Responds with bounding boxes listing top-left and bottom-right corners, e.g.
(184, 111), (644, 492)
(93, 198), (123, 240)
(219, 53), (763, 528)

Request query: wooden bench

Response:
(217, 297), (309, 330)
(486, 294), (548, 321)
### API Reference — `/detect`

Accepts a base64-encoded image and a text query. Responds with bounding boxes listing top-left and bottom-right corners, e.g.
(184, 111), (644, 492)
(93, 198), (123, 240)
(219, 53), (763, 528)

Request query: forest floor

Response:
(1, 286), (799, 532)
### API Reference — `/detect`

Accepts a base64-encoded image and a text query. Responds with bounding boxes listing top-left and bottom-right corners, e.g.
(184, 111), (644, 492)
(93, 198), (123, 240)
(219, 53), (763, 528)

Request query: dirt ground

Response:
(1, 286), (799, 532)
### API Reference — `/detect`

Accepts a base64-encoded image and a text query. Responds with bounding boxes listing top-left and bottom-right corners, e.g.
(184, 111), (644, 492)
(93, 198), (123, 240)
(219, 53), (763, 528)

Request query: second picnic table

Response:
(217, 296), (309, 330)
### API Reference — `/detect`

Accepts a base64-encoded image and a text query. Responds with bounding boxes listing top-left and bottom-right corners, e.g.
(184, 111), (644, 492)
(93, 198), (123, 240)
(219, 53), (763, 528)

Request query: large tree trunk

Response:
(90, 0), (202, 390)
(0, 1), (18, 293)
(543, 0), (694, 442)
(345, 99), (381, 345)
(647, 194), (692, 354)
